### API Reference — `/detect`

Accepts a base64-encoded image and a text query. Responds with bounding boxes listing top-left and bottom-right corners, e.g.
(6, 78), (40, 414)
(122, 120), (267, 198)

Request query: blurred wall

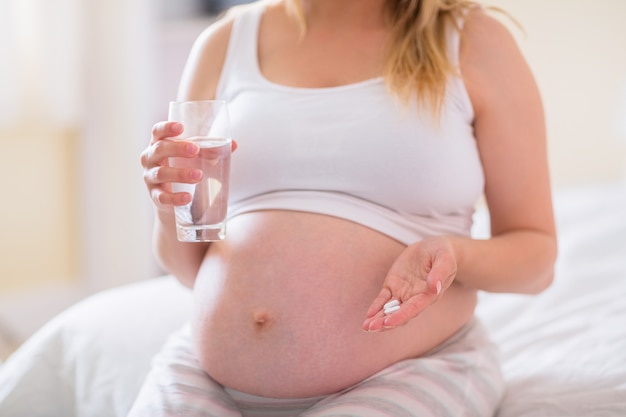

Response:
(0, 0), (162, 295)
(492, 0), (626, 185)
(0, 1), (83, 292)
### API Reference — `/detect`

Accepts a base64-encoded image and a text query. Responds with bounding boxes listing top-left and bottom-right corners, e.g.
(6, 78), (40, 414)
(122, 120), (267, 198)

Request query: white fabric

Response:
(126, 320), (503, 417)
(476, 183), (626, 416)
(0, 183), (625, 416)
(219, 3), (484, 245)
(0, 278), (192, 417)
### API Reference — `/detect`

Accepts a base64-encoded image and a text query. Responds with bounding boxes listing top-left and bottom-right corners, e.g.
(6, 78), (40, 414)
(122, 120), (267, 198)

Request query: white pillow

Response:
(0, 277), (191, 417)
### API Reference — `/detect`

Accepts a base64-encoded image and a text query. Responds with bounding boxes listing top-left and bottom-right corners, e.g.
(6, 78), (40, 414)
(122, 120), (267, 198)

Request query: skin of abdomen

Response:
(190, 210), (477, 398)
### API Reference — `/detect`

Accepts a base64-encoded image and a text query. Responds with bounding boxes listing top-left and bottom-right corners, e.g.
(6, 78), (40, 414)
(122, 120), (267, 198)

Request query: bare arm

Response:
(365, 11), (556, 330)
(142, 16), (234, 288)
(454, 10), (557, 294)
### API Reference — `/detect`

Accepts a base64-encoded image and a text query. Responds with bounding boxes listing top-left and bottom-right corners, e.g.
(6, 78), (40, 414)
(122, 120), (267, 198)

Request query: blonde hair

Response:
(286, 0), (483, 116)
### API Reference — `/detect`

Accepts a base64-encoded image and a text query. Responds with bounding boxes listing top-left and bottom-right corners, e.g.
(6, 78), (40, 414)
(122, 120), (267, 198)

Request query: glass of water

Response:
(168, 100), (232, 242)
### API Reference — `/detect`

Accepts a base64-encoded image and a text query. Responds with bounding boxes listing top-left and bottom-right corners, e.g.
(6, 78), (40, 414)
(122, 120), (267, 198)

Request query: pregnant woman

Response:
(132, 0), (557, 415)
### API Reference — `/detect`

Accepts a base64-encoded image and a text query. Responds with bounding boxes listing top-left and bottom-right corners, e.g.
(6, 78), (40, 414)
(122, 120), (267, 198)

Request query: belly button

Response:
(253, 311), (272, 332)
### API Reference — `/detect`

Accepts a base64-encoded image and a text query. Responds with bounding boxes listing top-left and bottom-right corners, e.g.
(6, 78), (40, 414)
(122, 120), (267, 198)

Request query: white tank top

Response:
(217, 3), (484, 245)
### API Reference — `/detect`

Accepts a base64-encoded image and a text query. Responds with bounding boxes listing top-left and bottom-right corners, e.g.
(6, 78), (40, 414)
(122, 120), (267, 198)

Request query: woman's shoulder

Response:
(196, 0), (269, 45)
(191, 3), (255, 59)
(177, 2), (262, 99)
(460, 8), (522, 67)
(458, 8), (533, 116)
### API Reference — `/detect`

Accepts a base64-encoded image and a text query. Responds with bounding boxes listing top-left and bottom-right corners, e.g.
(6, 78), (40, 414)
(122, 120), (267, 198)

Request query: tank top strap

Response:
(215, 4), (265, 99)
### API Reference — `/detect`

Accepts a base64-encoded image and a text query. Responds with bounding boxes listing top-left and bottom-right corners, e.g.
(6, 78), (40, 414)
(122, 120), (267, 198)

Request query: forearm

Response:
(450, 230), (557, 294)
(152, 208), (210, 288)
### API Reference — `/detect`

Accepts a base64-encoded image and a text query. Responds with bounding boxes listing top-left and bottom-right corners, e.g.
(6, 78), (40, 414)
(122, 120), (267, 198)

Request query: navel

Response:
(252, 310), (273, 333)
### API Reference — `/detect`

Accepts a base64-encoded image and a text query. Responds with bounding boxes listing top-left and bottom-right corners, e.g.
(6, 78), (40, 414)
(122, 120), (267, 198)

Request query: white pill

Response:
(383, 300), (400, 309)
(384, 305), (401, 315)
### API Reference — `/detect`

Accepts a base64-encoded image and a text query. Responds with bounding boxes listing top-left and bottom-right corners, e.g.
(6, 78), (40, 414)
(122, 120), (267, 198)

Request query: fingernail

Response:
(436, 281), (442, 295)
(172, 122), (183, 134)
(190, 169), (202, 180)
(366, 322), (379, 333)
(382, 321), (395, 330)
(179, 193), (191, 205)
(186, 143), (199, 154)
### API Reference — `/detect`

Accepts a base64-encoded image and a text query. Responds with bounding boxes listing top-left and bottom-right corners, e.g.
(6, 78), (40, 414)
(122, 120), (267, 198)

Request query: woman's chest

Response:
(227, 87), (484, 215)
(257, 12), (387, 89)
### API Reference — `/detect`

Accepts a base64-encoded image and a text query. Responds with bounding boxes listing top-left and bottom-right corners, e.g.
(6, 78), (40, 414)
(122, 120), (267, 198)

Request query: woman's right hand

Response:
(140, 121), (202, 211)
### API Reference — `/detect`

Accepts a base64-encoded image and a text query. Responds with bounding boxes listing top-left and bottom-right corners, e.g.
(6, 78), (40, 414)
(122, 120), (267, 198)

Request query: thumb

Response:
(426, 251), (456, 295)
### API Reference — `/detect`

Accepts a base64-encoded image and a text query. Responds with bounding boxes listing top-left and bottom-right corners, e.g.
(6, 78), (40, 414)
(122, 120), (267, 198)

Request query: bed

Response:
(0, 182), (625, 416)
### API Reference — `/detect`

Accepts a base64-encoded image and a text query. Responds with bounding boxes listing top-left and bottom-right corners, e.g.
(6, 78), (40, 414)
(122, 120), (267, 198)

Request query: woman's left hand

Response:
(362, 236), (458, 332)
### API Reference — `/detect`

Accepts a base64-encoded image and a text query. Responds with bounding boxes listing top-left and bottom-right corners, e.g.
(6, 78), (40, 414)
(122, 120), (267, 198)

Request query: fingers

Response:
(142, 121), (202, 208)
(150, 121), (183, 145)
(380, 292), (435, 329)
(362, 291), (437, 332)
(363, 239), (457, 333)
(141, 138), (199, 169)
(142, 122), (236, 210)
(144, 163), (202, 186)
(426, 249), (456, 295)
(150, 187), (193, 207)
(365, 287), (393, 318)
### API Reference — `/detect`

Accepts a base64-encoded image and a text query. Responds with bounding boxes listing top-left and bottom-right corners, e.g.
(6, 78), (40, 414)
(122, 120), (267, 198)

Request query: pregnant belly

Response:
(191, 211), (477, 398)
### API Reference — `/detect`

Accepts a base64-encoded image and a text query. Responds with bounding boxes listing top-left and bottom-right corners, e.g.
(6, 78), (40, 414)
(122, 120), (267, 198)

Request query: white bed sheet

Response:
(476, 183), (626, 415)
(0, 183), (625, 417)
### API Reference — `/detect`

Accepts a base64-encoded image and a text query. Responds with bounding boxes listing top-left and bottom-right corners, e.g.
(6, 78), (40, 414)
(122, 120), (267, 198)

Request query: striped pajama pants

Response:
(127, 318), (503, 417)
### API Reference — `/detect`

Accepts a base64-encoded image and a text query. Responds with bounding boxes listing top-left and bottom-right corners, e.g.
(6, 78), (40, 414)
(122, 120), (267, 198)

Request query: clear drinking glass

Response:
(168, 100), (232, 242)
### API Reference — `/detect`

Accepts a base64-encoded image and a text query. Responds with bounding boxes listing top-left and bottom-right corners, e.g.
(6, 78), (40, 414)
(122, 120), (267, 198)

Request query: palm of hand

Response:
(362, 237), (457, 332)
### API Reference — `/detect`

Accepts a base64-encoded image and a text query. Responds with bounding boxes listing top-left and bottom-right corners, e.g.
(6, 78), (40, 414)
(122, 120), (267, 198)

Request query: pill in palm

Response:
(383, 300), (401, 315)
(384, 305), (400, 315)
